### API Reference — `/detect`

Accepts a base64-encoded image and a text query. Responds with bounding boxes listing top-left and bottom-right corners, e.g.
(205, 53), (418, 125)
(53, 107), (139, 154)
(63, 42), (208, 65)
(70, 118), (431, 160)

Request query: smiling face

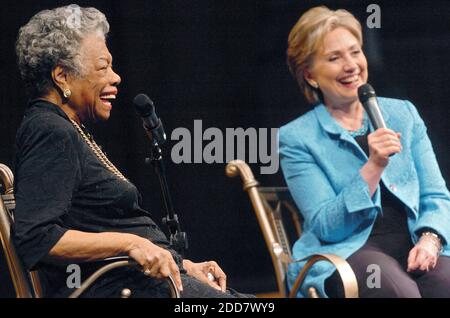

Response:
(65, 33), (121, 123)
(305, 27), (368, 108)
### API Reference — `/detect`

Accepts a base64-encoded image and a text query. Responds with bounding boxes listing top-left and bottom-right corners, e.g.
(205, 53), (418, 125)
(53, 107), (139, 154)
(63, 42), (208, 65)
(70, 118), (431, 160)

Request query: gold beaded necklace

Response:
(69, 119), (128, 182)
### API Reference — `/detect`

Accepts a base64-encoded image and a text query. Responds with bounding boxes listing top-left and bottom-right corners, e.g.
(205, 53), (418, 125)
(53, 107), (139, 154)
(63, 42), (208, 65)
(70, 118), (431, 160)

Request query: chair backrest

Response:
(226, 160), (302, 297)
(0, 163), (42, 298)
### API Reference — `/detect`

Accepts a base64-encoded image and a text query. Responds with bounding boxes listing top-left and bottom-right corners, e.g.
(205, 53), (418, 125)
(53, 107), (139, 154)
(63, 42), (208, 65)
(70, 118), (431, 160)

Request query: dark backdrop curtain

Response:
(1, 0), (449, 296)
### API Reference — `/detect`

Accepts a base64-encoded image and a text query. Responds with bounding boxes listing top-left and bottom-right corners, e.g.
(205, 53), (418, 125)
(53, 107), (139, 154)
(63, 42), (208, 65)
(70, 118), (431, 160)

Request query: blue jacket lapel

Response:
(313, 104), (367, 159)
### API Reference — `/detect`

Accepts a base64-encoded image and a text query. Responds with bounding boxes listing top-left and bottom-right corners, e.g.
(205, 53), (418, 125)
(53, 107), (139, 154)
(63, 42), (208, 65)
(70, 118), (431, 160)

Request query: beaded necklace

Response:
(348, 112), (369, 137)
(69, 119), (128, 182)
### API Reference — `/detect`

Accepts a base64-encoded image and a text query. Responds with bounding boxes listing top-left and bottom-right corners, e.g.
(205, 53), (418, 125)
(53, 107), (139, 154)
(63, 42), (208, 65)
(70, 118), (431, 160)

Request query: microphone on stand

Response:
(133, 93), (166, 145)
(132, 93), (188, 255)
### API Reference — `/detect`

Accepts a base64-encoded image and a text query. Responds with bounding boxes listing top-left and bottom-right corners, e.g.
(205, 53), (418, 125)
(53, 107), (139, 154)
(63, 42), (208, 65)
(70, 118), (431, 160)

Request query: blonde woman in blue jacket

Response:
(279, 6), (450, 298)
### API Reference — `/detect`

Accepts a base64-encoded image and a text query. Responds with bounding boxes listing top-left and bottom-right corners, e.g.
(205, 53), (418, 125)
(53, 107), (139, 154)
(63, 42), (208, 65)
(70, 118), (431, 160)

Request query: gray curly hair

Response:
(16, 4), (109, 97)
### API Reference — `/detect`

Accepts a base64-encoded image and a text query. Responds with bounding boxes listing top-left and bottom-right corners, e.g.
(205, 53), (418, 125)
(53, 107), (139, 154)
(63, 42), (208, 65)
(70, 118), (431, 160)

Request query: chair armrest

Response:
(68, 256), (180, 298)
(289, 253), (358, 298)
(0, 164), (14, 195)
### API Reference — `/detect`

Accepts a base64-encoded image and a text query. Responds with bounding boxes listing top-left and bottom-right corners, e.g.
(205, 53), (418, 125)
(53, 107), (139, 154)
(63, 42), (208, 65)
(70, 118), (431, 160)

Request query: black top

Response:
(13, 100), (181, 295)
(353, 133), (410, 238)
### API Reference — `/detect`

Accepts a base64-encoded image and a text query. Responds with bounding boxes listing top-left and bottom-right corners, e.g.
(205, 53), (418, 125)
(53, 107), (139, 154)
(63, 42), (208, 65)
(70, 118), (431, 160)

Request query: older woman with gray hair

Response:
(13, 4), (251, 298)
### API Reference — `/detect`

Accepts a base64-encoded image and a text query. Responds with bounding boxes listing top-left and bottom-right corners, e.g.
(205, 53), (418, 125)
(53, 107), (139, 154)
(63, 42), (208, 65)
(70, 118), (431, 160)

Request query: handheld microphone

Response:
(357, 83), (386, 130)
(133, 94), (166, 145)
(358, 83), (398, 157)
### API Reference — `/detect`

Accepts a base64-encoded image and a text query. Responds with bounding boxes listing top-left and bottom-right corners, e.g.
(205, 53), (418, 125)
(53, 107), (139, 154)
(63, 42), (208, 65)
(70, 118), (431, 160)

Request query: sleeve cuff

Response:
(413, 219), (449, 246)
(343, 172), (378, 213)
(18, 225), (68, 271)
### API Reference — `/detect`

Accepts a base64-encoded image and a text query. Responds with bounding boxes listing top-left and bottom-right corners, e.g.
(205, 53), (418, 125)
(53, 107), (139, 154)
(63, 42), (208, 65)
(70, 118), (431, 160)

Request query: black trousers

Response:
(73, 268), (254, 298)
(45, 263), (254, 298)
(325, 233), (450, 298)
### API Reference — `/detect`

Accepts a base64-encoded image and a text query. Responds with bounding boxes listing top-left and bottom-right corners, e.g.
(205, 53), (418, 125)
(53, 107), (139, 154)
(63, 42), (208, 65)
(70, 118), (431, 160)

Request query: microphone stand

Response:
(144, 123), (188, 257)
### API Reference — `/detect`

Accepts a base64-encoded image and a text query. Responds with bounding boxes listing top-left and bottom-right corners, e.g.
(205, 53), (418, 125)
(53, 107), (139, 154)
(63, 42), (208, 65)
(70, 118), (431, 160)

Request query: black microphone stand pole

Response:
(145, 124), (188, 257)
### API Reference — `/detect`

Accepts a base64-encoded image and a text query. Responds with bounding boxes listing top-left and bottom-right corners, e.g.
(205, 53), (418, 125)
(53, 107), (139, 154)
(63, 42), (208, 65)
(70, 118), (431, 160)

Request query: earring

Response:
(63, 88), (72, 99)
(310, 81), (319, 89)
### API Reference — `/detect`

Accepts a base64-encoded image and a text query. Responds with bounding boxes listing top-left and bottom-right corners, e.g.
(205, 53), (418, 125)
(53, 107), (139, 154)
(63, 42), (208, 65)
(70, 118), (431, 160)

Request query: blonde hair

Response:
(287, 6), (362, 104)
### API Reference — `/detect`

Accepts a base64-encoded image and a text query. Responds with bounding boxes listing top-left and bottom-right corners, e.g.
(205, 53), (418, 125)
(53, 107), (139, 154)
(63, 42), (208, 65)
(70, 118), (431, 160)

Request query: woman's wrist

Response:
(366, 156), (386, 174)
(122, 233), (145, 254)
(182, 259), (194, 272)
(421, 231), (443, 253)
(360, 160), (384, 196)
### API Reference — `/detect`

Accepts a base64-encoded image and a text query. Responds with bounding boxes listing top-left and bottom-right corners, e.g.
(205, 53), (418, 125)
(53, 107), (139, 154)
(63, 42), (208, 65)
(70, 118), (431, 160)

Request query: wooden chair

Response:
(226, 160), (358, 298)
(0, 163), (180, 298)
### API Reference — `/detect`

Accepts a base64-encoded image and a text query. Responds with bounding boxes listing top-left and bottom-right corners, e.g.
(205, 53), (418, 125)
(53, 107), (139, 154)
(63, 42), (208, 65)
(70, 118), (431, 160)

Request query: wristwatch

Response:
(421, 231), (443, 252)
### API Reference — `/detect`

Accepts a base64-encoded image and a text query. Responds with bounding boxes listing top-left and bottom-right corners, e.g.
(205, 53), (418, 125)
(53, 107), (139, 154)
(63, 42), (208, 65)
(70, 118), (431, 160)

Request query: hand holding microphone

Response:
(358, 84), (402, 167)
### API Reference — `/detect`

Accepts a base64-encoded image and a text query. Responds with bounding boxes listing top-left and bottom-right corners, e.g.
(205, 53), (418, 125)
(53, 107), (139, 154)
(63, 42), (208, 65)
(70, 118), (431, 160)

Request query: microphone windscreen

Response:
(133, 94), (155, 117)
(358, 83), (376, 104)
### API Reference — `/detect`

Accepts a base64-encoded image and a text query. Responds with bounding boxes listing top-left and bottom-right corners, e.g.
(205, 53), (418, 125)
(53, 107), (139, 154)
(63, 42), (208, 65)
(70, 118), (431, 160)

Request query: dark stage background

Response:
(1, 0), (449, 297)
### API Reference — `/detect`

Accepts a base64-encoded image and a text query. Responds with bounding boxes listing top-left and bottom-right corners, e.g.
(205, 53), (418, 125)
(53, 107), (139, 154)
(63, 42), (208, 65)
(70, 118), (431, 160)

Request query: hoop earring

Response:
(63, 89), (72, 99)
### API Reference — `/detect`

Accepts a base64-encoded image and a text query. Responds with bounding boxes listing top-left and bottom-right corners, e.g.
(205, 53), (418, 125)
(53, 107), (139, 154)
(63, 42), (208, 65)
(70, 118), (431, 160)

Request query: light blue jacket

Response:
(279, 97), (450, 297)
